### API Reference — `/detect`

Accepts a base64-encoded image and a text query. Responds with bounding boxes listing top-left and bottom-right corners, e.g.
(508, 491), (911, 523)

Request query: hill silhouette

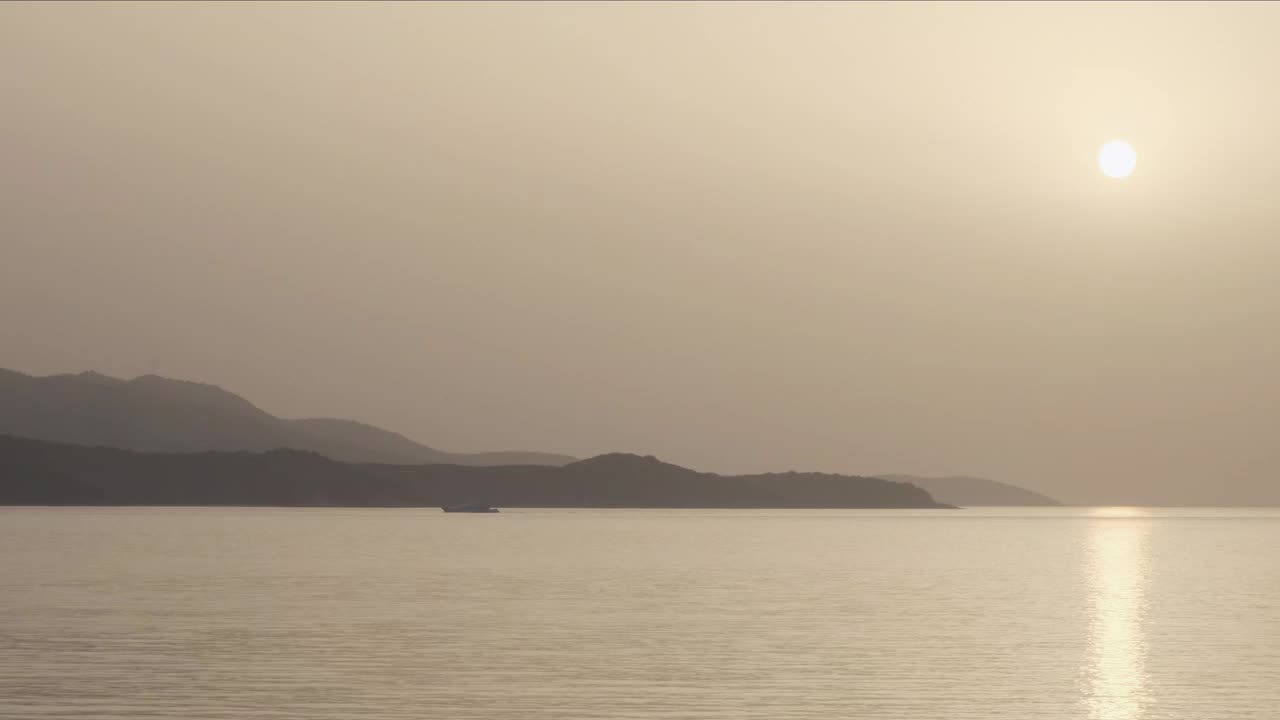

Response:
(0, 436), (951, 508)
(876, 474), (1061, 506)
(0, 368), (574, 466)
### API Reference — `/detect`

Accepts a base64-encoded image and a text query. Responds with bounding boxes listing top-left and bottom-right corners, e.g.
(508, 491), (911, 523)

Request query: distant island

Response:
(0, 435), (952, 509)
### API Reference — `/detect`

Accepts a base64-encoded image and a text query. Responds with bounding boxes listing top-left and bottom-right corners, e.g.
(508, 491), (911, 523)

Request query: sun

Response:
(1098, 140), (1137, 179)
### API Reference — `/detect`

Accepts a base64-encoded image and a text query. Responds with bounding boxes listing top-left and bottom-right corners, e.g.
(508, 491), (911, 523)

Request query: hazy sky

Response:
(4, 2), (1280, 505)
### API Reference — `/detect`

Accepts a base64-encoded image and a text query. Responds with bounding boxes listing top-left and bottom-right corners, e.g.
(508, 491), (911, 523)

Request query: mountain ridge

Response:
(0, 368), (574, 467)
(1, 368), (1059, 506)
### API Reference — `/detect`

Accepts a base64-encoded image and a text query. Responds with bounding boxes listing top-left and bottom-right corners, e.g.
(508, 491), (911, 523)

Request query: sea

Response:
(2, 506), (1278, 719)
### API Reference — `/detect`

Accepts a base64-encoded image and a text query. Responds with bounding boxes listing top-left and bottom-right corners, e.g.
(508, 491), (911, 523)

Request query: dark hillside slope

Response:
(877, 474), (1061, 506)
(0, 436), (950, 509)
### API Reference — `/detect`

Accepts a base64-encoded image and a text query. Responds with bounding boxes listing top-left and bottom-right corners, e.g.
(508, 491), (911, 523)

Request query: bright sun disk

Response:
(1099, 140), (1137, 179)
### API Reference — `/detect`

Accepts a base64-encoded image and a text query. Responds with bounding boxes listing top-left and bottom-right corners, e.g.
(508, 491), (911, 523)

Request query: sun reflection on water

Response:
(1085, 508), (1152, 720)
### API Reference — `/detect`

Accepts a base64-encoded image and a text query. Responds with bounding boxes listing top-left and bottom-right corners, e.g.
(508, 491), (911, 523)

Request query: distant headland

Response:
(0, 435), (952, 509)
(0, 367), (1059, 508)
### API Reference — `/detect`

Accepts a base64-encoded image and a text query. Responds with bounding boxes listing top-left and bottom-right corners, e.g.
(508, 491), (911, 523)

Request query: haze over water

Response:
(3, 507), (1278, 719)
(4, 3), (1280, 717)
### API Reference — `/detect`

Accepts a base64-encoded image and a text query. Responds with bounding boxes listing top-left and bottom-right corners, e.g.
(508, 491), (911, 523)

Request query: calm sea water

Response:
(2, 507), (1279, 719)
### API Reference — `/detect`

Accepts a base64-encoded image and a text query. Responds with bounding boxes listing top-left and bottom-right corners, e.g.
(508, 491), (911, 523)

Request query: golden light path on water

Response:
(1085, 508), (1152, 720)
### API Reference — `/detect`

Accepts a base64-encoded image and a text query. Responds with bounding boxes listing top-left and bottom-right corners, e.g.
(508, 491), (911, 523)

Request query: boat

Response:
(441, 503), (500, 513)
